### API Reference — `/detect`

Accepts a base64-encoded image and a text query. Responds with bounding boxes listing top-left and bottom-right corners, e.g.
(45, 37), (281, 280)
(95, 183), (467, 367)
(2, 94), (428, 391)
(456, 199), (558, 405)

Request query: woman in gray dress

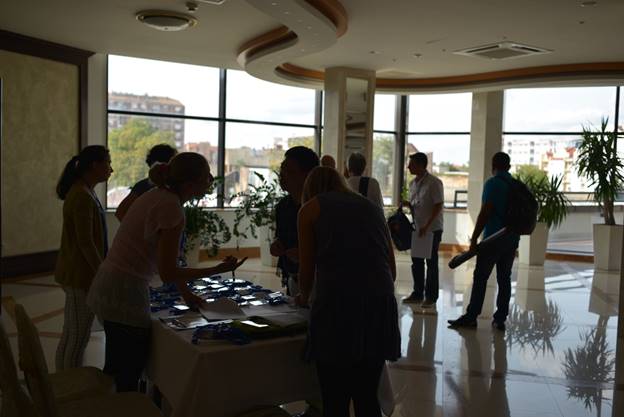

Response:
(295, 166), (400, 417)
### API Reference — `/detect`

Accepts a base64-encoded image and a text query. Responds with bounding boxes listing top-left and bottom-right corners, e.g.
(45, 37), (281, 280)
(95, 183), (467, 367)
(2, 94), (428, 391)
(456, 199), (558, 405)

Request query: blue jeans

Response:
(411, 230), (443, 301)
(465, 233), (519, 322)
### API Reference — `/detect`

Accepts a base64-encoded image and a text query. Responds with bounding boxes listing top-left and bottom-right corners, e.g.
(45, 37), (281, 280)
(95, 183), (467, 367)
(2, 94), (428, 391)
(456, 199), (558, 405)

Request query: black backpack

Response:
(387, 208), (414, 251)
(497, 176), (538, 235)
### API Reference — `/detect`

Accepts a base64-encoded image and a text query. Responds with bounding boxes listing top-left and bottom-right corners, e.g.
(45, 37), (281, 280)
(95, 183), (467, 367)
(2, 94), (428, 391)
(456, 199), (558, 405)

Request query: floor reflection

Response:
(446, 329), (510, 416)
(2, 257), (622, 416)
(506, 300), (565, 357)
(562, 319), (616, 415)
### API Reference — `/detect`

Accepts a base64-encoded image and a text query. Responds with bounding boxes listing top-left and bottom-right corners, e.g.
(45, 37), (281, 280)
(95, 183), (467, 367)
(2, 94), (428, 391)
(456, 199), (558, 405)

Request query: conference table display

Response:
(147, 276), (317, 417)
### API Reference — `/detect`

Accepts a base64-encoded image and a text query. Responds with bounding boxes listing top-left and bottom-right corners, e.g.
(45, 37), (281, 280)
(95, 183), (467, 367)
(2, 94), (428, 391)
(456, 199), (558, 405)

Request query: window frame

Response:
(106, 64), (322, 209)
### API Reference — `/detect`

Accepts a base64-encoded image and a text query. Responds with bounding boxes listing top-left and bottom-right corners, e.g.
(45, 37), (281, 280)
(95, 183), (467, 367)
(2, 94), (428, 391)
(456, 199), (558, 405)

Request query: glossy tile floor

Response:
(2, 253), (623, 417)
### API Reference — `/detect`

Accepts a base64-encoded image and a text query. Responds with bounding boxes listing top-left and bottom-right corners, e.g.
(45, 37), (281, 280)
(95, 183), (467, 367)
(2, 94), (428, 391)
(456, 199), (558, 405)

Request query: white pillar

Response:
(467, 91), (504, 223)
(323, 67), (375, 175)
(87, 53), (108, 202)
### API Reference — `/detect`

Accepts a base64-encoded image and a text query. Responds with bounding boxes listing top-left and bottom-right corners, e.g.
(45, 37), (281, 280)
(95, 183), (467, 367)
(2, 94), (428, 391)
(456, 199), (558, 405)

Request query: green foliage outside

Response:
(576, 118), (624, 225)
(372, 135), (394, 199)
(515, 164), (548, 184)
(288, 135), (315, 149)
(515, 167), (570, 228)
(108, 118), (176, 189)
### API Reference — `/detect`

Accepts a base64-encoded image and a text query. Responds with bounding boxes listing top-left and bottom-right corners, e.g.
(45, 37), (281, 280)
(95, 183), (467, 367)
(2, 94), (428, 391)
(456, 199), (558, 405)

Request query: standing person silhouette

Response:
(448, 152), (520, 331)
(55, 146), (112, 370)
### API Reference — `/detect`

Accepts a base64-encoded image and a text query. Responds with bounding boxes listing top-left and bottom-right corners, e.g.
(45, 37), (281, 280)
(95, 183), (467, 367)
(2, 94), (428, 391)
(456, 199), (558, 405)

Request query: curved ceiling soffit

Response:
(239, 1), (624, 92)
(238, 0), (348, 88)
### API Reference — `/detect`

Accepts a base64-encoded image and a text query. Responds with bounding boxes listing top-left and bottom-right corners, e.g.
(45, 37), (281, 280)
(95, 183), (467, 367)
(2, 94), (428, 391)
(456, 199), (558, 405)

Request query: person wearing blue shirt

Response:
(448, 152), (520, 331)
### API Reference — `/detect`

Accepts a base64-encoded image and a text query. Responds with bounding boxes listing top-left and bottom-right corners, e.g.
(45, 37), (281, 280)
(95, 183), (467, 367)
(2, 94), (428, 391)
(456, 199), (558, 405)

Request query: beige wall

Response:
(1, 50), (79, 256)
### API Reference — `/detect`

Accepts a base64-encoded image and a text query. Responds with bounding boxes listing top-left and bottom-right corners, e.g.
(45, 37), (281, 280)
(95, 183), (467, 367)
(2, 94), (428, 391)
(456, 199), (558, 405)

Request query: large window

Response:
(406, 93), (472, 207)
(503, 87), (621, 194)
(226, 70), (315, 125)
(373, 94), (397, 204)
(107, 57), (317, 208)
(224, 122), (315, 204)
(107, 55), (221, 207)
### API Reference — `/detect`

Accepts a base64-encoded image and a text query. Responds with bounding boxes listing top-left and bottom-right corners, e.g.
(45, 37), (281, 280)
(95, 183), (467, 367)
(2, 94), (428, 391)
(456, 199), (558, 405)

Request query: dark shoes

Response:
(421, 299), (437, 308)
(447, 315), (477, 328)
(402, 293), (424, 304)
(492, 320), (506, 331)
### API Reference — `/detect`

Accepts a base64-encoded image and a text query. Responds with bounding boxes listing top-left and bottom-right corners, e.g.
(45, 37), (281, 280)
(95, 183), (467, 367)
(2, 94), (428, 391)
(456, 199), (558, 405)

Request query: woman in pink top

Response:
(88, 152), (245, 392)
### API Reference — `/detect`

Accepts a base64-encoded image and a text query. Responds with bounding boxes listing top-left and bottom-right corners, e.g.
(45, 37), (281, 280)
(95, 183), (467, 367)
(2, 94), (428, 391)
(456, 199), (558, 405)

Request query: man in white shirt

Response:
(403, 152), (444, 308)
(346, 152), (384, 209)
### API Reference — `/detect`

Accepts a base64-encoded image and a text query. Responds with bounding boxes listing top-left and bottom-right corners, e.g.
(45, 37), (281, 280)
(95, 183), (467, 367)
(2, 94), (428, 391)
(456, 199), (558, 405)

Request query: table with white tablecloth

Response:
(146, 318), (320, 417)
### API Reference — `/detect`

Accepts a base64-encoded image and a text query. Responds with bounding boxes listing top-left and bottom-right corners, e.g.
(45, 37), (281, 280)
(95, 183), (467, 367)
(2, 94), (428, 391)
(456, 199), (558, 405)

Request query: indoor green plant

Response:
(515, 169), (570, 266)
(230, 172), (285, 265)
(183, 178), (232, 265)
(576, 118), (624, 270)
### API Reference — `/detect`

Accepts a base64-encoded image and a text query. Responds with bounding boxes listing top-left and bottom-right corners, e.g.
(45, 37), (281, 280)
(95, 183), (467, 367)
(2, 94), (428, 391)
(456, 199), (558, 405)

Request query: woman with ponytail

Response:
(55, 145), (112, 370)
(87, 152), (246, 392)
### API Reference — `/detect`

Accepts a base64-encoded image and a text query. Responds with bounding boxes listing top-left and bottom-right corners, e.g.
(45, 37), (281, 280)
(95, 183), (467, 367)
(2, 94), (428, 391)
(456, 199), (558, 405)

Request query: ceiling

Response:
(1, 0), (623, 87)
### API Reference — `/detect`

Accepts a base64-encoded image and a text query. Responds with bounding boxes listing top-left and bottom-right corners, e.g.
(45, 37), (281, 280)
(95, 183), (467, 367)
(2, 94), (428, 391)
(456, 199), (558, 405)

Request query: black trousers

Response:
(411, 230), (443, 301)
(316, 359), (384, 417)
(103, 320), (151, 392)
(465, 234), (519, 322)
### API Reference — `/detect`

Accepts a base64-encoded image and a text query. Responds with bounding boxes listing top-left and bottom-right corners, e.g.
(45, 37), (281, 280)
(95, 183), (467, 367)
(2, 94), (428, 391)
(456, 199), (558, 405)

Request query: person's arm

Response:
(115, 191), (139, 221)
(470, 202), (494, 251)
(384, 223), (397, 281)
(371, 178), (384, 208)
(157, 224), (245, 283)
(419, 203), (443, 237)
(175, 281), (205, 308)
(270, 202), (286, 256)
(73, 194), (104, 275)
(295, 198), (320, 306)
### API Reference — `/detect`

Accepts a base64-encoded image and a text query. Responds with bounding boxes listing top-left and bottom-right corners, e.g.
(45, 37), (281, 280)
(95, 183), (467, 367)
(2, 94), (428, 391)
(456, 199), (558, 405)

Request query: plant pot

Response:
(258, 225), (278, 267)
(185, 237), (201, 268)
(515, 268), (547, 312)
(593, 224), (623, 271)
(519, 222), (549, 266)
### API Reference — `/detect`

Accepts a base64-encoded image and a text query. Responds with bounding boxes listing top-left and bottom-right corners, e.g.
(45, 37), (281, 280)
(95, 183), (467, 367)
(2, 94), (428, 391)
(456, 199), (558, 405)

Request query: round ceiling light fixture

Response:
(136, 10), (198, 31)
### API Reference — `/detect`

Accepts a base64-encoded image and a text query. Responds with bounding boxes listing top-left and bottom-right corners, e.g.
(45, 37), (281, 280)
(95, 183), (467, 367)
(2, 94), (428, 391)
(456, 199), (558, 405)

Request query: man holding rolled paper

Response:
(448, 152), (521, 331)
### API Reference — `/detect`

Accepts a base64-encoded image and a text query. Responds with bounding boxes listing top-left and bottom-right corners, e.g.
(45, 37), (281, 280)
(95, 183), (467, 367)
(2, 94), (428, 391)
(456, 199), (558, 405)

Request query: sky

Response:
(108, 54), (622, 166)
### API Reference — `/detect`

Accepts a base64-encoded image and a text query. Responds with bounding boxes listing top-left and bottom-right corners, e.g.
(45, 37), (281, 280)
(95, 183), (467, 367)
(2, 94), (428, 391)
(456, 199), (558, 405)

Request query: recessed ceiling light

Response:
(369, 50), (381, 55)
(580, 1), (597, 6)
(413, 53), (422, 58)
(284, 11), (290, 15)
(136, 10), (198, 31)
(306, 26), (313, 30)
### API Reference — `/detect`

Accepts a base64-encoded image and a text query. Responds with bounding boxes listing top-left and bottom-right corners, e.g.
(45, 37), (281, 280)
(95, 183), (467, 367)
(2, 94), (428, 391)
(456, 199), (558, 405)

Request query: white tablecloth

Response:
(146, 319), (320, 417)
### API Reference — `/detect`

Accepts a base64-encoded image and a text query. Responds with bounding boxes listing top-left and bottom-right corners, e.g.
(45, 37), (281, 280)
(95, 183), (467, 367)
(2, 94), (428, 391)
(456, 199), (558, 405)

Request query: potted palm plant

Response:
(183, 179), (232, 267)
(516, 167), (570, 266)
(576, 118), (624, 271)
(230, 172), (285, 266)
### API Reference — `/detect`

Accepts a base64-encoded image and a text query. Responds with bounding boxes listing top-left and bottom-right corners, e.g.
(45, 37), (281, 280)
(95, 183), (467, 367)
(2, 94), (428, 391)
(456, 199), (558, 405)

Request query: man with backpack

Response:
(448, 152), (524, 331)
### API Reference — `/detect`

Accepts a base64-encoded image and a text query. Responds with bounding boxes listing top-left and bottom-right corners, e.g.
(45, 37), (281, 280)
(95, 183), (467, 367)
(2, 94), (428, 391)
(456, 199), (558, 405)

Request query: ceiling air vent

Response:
(454, 42), (551, 60)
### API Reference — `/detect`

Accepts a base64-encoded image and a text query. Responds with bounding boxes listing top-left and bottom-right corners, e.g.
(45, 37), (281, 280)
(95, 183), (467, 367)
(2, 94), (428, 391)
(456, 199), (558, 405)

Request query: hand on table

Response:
(294, 293), (309, 308)
(182, 292), (206, 310)
(220, 256), (247, 273)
